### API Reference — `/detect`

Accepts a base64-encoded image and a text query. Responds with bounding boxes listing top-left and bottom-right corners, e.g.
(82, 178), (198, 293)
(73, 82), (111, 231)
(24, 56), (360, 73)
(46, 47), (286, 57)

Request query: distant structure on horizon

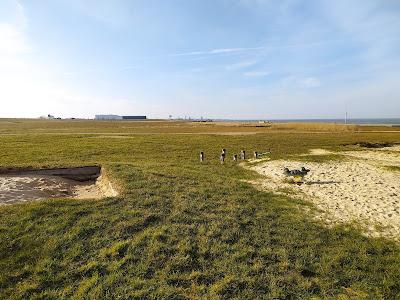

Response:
(95, 115), (147, 120)
(122, 116), (147, 120)
(39, 114), (62, 120)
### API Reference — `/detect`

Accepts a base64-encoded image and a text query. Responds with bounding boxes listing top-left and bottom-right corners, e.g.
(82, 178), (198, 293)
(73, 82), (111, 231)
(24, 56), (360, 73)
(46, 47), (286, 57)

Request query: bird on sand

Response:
(283, 167), (310, 178)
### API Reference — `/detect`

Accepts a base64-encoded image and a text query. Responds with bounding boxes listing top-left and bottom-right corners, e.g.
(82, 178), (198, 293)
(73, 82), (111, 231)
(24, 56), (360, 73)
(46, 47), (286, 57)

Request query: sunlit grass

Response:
(0, 120), (400, 298)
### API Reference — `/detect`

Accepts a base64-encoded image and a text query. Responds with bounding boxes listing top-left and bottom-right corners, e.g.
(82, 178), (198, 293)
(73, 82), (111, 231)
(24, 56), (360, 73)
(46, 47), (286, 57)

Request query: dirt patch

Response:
(376, 145), (400, 152)
(0, 166), (101, 181)
(357, 142), (394, 148)
(343, 141), (397, 149)
(249, 149), (400, 240)
(0, 166), (118, 205)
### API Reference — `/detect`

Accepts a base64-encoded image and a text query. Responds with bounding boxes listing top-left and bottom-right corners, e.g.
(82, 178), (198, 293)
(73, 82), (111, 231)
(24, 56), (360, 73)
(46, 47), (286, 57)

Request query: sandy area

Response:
(306, 149), (334, 155)
(0, 174), (114, 205)
(342, 150), (400, 167)
(376, 145), (400, 152)
(250, 147), (400, 240)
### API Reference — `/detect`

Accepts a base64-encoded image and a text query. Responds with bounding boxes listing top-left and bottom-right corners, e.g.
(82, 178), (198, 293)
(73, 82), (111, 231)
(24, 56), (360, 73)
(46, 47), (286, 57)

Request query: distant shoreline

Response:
(213, 118), (400, 125)
(0, 117), (399, 126)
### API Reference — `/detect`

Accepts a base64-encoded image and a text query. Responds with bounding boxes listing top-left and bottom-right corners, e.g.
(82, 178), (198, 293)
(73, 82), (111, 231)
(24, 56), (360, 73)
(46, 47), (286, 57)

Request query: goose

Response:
(283, 167), (310, 178)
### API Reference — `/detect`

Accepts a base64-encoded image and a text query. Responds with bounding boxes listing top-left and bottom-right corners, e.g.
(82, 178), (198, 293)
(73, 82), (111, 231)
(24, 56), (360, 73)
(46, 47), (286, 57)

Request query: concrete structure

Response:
(122, 116), (147, 120)
(95, 115), (147, 120)
(95, 115), (123, 120)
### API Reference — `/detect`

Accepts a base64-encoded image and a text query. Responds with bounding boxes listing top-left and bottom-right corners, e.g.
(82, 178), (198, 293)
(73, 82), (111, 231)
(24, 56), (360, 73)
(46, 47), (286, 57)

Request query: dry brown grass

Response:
(0, 119), (398, 135)
(269, 122), (358, 132)
(193, 121), (360, 132)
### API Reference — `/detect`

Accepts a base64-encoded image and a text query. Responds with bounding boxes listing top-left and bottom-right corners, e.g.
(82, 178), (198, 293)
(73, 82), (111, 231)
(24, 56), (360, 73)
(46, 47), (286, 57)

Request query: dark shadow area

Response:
(0, 166), (101, 181)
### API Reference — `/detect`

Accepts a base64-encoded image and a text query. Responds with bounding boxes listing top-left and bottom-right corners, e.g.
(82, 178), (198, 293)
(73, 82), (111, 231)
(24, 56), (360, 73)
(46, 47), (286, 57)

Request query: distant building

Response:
(95, 115), (123, 120)
(95, 115), (147, 120)
(122, 116), (147, 120)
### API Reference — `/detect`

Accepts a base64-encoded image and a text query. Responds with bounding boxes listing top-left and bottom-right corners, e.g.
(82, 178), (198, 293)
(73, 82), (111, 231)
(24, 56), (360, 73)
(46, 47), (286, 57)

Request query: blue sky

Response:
(1, 0), (400, 119)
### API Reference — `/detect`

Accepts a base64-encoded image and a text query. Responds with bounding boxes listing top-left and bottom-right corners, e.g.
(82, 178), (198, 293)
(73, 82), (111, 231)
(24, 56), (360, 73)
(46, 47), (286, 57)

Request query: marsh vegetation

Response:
(0, 120), (400, 299)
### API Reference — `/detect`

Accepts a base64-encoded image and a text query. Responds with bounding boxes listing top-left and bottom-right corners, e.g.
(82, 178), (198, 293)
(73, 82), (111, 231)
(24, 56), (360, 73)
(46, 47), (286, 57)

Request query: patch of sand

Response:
(376, 145), (400, 152)
(304, 147), (400, 165)
(342, 150), (400, 167)
(0, 170), (118, 205)
(250, 149), (400, 240)
(96, 170), (119, 197)
(307, 149), (334, 155)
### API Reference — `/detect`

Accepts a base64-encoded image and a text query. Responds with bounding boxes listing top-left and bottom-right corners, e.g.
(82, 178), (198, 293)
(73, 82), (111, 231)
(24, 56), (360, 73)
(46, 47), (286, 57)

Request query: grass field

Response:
(1, 120), (400, 299)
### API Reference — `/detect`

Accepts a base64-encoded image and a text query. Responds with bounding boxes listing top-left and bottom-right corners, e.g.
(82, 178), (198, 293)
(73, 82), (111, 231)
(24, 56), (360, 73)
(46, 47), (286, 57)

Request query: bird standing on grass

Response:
(241, 150), (246, 160)
(220, 149), (226, 164)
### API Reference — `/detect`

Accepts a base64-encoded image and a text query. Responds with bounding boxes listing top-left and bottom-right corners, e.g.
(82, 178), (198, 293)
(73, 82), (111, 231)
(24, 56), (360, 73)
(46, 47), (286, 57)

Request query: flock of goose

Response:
(200, 149), (311, 183)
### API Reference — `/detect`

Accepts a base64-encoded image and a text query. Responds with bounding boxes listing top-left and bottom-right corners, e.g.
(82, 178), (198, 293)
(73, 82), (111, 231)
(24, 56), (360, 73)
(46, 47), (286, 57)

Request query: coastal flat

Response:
(1, 120), (400, 299)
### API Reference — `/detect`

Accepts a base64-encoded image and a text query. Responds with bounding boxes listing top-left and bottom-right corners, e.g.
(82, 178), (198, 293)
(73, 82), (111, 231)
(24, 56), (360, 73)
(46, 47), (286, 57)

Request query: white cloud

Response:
(0, 1), (138, 118)
(171, 46), (266, 58)
(243, 71), (270, 77)
(226, 60), (257, 70)
(0, 23), (30, 55)
(210, 47), (262, 54)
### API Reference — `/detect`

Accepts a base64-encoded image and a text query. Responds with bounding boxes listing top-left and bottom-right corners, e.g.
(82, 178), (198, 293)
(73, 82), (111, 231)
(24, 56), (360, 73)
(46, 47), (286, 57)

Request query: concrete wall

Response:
(122, 116), (147, 120)
(95, 115), (123, 120)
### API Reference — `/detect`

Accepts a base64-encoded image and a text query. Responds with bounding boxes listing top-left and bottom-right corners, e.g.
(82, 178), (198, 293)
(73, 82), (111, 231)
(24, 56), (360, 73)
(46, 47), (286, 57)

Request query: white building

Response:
(95, 115), (123, 120)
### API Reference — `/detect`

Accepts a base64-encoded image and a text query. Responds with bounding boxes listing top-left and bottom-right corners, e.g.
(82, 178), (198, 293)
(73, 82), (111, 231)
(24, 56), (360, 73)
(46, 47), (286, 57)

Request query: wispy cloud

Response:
(168, 39), (348, 60)
(243, 71), (270, 77)
(210, 47), (264, 54)
(226, 60), (258, 70)
(299, 77), (321, 88)
(171, 46), (265, 57)
(281, 76), (321, 88)
(2, 0), (399, 119)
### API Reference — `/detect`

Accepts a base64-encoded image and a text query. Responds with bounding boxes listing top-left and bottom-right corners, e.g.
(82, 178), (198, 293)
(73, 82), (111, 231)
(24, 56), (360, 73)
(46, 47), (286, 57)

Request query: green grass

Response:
(1, 121), (400, 299)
